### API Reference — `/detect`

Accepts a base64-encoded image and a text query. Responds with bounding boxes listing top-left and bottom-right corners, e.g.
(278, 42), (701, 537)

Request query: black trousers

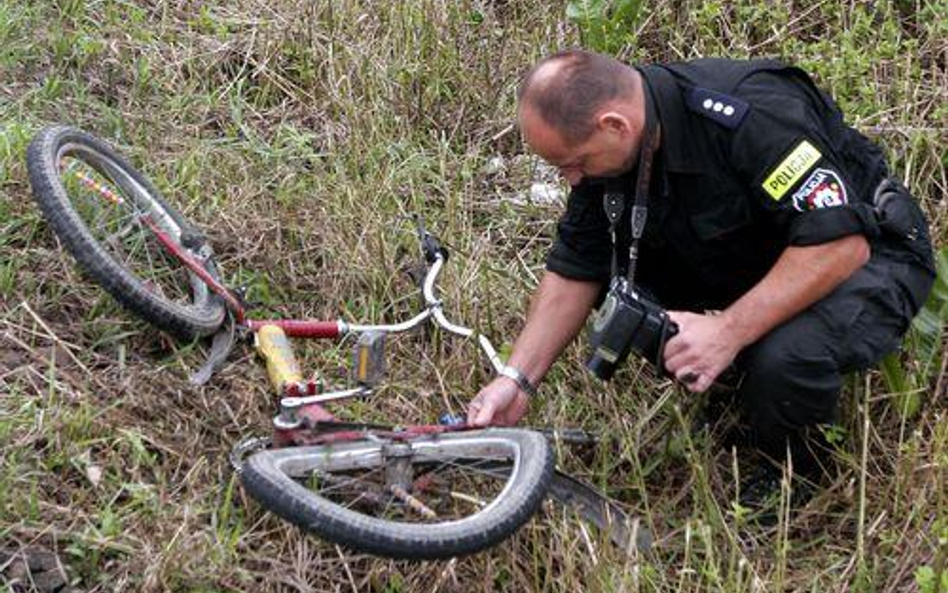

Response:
(734, 235), (935, 476)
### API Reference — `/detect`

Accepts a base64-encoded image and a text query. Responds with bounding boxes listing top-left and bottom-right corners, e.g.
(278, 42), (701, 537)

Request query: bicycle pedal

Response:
(352, 331), (386, 387)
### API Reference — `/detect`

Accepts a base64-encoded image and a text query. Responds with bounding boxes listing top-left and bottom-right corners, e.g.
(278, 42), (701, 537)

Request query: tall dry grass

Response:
(1, 1), (944, 591)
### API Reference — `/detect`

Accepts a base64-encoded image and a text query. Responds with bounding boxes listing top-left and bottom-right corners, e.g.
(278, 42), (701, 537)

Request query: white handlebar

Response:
(346, 253), (504, 373)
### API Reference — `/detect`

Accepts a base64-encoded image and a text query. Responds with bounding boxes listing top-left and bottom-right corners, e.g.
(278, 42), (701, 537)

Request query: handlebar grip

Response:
(247, 319), (343, 339)
(421, 234), (448, 264)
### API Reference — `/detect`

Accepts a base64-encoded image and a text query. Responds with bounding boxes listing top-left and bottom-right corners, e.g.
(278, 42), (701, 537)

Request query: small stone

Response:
(483, 155), (506, 175)
(7, 557), (28, 580)
(23, 546), (59, 571)
(529, 182), (565, 204)
(29, 569), (68, 592)
(85, 465), (103, 488)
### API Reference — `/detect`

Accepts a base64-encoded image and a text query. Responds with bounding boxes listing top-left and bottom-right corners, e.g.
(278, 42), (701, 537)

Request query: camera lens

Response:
(585, 352), (616, 380)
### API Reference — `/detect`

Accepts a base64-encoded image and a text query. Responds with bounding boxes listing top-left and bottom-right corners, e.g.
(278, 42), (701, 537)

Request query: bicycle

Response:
(26, 125), (650, 560)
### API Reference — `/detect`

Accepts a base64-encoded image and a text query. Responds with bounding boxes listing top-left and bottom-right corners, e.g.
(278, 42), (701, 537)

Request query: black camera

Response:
(586, 279), (678, 381)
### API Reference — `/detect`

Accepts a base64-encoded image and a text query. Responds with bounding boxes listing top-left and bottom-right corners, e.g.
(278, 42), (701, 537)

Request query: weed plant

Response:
(0, 1), (945, 591)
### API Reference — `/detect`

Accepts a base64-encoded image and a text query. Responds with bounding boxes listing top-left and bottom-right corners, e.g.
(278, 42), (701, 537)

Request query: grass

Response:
(1, 0), (945, 591)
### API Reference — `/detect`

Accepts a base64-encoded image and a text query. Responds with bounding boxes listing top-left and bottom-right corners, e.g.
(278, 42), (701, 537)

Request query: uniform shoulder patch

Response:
(791, 168), (848, 211)
(684, 87), (749, 129)
(761, 139), (822, 201)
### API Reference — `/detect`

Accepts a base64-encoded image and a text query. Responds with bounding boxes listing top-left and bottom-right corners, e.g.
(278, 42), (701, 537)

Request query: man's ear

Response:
(597, 112), (631, 136)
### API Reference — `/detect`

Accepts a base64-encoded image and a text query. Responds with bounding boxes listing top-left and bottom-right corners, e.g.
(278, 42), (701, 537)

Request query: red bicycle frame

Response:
(145, 217), (507, 447)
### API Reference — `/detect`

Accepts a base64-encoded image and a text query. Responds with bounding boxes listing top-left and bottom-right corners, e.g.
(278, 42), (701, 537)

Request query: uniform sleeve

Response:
(545, 182), (612, 282)
(728, 72), (868, 246)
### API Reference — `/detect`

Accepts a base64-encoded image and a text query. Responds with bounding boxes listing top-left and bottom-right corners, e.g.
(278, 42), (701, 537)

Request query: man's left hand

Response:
(663, 311), (743, 392)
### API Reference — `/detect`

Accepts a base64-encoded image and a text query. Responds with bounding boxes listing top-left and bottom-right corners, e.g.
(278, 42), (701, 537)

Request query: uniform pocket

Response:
(668, 194), (773, 307)
(689, 195), (753, 240)
(826, 262), (912, 371)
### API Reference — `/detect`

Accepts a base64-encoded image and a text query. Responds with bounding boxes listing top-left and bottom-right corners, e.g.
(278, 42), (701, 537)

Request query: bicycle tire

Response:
(26, 126), (226, 339)
(240, 428), (554, 559)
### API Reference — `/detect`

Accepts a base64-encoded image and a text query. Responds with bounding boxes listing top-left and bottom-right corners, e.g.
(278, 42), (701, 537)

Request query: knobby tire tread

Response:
(26, 126), (225, 339)
(240, 429), (554, 559)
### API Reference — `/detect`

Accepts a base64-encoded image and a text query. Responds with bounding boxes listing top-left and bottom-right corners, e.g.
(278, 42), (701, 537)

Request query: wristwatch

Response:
(498, 365), (538, 397)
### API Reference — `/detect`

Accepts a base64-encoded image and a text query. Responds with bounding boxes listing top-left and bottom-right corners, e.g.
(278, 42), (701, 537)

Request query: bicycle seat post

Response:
(255, 324), (304, 430)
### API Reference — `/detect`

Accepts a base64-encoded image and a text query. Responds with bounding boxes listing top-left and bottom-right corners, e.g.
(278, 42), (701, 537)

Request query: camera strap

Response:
(603, 83), (661, 284)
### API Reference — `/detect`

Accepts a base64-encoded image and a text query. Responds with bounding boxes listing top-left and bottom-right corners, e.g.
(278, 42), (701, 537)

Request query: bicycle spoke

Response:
(308, 467), (391, 502)
(379, 489), (401, 518)
(411, 459), (506, 514)
(306, 469), (374, 496)
(314, 468), (432, 520)
(81, 186), (118, 236)
(71, 174), (148, 256)
(63, 159), (194, 303)
(130, 212), (165, 293)
(413, 459), (504, 518)
(32, 127), (225, 339)
(294, 455), (508, 524)
(416, 456), (512, 481)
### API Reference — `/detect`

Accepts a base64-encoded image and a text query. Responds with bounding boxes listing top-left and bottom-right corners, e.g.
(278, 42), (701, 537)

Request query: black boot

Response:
(738, 457), (818, 526)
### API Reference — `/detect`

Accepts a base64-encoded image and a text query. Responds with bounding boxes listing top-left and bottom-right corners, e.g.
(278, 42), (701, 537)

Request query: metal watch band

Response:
(498, 365), (538, 396)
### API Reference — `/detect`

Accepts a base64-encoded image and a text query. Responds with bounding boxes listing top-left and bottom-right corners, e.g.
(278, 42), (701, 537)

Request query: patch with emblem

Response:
(791, 168), (848, 211)
(761, 139), (822, 201)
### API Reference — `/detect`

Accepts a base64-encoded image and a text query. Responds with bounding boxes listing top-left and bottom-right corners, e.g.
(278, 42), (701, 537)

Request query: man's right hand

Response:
(466, 376), (529, 427)
(464, 271), (602, 427)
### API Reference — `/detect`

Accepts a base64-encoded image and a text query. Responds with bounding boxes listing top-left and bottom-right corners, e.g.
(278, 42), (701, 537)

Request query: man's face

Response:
(519, 105), (639, 186)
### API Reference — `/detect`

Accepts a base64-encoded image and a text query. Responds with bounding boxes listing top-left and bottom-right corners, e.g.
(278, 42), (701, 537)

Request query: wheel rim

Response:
(55, 142), (214, 312)
(271, 436), (524, 526)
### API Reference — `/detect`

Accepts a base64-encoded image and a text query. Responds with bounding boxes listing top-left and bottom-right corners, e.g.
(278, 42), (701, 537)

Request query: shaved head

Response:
(518, 49), (640, 146)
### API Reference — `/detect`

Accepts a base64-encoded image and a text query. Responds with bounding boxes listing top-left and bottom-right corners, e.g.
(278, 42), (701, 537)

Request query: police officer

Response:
(466, 49), (935, 503)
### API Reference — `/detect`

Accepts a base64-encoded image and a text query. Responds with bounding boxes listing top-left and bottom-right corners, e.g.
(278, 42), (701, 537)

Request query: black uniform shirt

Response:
(545, 58), (889, 311)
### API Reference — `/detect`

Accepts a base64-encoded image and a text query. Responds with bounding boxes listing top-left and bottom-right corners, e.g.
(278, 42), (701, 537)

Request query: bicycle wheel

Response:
(26, 126), (226, 339)
(240, 428), (554, 559)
